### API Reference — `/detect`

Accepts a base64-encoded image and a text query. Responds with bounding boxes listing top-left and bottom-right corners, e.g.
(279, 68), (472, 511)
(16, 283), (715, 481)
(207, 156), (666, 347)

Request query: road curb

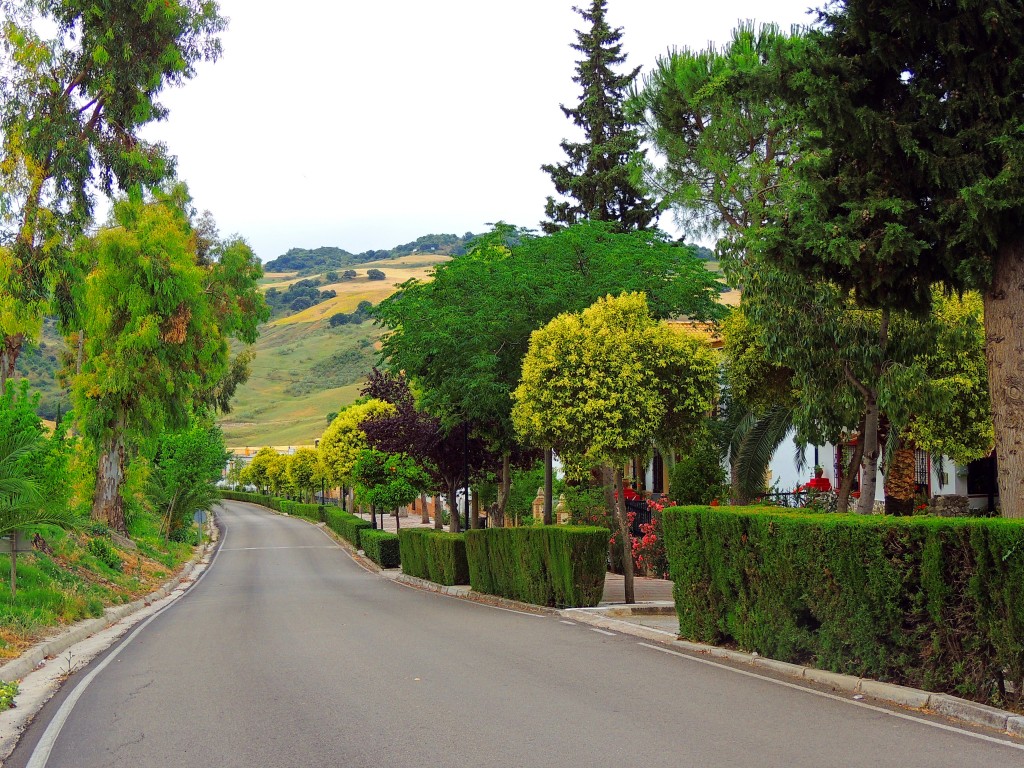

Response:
(249, 502), (1024, 741)
(389, 573), (558, 615)
(0, 522), (217, 684)
(562, 606), (1023, 740)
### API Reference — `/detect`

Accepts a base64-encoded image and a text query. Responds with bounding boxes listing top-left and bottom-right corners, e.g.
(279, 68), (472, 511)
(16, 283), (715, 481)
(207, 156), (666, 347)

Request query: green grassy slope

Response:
(218, 256), (445, 448)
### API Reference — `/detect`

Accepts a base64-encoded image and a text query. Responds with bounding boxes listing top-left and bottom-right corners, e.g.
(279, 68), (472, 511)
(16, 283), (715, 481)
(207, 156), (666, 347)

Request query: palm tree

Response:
(1, 431), (79, 595)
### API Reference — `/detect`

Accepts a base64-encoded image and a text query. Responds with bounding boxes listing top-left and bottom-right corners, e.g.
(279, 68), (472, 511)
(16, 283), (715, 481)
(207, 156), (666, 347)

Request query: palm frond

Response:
(728, 410), (759, 464)
(736, 405), (795, 496)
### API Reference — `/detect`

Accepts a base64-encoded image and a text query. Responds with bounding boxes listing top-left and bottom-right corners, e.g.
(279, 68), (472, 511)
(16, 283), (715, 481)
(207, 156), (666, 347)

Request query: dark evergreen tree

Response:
(541, 0), (658, 233)
(754, 0), (1024, 517)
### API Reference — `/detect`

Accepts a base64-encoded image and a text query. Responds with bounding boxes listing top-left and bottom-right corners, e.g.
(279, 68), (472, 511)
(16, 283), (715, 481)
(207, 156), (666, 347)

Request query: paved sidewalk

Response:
(601, 572), (674, 604)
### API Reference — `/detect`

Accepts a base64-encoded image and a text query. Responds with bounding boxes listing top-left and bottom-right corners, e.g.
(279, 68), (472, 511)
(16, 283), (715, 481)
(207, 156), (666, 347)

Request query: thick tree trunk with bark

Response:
(857, 397), (881, 514)
(447, 483), (460, 533)
(854, 308), (888, 515)
(420, 493), (430, 525)
(884, 441), (916, 516)
(470, 489), (481, 529)
(92, 410), (129, 534)
(986, 240), (1024, 518)
(0, 333), (25, 392)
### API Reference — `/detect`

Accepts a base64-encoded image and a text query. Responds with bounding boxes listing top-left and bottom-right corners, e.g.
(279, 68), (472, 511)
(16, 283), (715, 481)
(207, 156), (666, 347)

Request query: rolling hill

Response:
(217, 254), (450, 448)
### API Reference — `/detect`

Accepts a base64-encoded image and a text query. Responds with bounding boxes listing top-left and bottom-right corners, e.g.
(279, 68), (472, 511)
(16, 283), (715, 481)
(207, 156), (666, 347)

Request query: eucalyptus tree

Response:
(0, 0), (226, 384)
(72, 186), (265, 533)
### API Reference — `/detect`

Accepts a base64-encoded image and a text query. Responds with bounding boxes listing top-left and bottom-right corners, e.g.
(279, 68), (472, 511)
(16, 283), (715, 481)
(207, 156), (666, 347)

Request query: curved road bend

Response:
(7, 500), (1023, 768)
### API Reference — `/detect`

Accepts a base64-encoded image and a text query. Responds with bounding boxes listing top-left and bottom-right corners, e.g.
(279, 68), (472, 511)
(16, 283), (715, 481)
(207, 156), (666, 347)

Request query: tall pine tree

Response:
(541, 1), (658, 233)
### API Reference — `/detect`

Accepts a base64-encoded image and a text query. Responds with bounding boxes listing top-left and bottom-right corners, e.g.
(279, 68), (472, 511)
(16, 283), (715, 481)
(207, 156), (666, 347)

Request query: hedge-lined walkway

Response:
(601, 573), (673, 604)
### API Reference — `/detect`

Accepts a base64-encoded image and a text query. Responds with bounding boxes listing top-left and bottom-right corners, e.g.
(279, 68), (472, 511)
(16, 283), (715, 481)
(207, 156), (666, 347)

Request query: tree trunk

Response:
(836, 428), (865, 514)
(985, 239), (1024, 518)
(447, 483), (460, 533)
(420, 493), (430, 525)
(470, 488), (481, 529)
(856, 308), (888, 515)
(0, 333), (25, 392)
(856, 396), (881, 514)
(370, 503), (377, 530)
(543, 448), (553, 525)
(92, 409), (129, 534)
(607, 465), (635, 604)
(884, 440), (916, 516)
(495, 452), (511, 526)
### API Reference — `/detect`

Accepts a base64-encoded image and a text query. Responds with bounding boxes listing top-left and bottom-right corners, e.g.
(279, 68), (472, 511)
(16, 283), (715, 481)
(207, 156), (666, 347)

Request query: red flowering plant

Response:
(631, 498), (672, 578)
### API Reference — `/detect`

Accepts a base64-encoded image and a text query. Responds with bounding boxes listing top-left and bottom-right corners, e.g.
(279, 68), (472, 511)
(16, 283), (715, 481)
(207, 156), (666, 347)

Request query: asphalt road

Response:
(8, 500), (1024, 767)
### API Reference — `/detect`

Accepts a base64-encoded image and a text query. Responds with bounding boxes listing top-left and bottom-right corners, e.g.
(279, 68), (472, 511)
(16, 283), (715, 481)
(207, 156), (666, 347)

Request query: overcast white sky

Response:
(143, 1), (817, 262)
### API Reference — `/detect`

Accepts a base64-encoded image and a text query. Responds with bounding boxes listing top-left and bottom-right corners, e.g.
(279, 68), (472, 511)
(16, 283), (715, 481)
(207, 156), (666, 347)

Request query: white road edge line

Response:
(637, 643), (1024, 753)
(25, 524), (230, 768)
(590, 628), (616, 636)
(560, 620), (576, 625)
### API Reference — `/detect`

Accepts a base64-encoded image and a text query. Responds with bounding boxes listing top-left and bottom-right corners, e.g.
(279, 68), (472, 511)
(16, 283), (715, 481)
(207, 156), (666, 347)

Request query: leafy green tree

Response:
(148, 423), (226, 539)
(375, 222), (722, 520)
(245, 446), (278, 494)
(319, 399), (395, 492)
(753, 0), (1024, 515)
(0, 0), (227, 383)
(72, 187), (265, 533)
(265, 452), (289, 497)
(287, 447), (322, 503)
(629, 23), (804, 254)
(512, 293), (717, 603)
(351, 449), (431, 531)
(366, 269), (386, 281)
(541, 0), (658, 233)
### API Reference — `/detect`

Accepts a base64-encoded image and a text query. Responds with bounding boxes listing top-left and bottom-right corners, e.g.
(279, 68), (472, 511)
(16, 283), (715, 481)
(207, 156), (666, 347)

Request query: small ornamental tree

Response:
(319, 399), (396, 494)
(351, 449), (431, 532)
(287, 447), (321, 503)
(245, 446), (277, 494)
(512, 293), (717, 603)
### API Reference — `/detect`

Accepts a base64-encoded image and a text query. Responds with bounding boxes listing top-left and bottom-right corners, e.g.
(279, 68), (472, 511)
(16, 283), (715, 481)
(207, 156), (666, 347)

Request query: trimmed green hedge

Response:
(398, 529), (469, 585)
(325, 508), (372, 549)
(465, 526), (609, 608)
(361, 530), (401, 569)
(662, 505), (1024, 707)
(280, 501), (322, 522)
(219, 490), (280, 508)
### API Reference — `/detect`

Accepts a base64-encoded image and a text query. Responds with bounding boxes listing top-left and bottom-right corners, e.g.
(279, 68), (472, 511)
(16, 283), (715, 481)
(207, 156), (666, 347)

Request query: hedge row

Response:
(465, 526), (608, 608)
(398, 529), (469, 585)
(325, 508), (373, 549)
(280, 501), (321, 522)
(361, 530), (401, 569)
(219, 490), (282, 509)
(662, 505), (1024, 707)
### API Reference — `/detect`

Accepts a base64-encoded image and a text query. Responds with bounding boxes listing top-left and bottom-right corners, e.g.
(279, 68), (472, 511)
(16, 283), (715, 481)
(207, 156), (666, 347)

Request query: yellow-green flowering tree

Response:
(319, 399), (395, 493)
(287, 447), (322, 503)
(512, 292), (717, 603)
